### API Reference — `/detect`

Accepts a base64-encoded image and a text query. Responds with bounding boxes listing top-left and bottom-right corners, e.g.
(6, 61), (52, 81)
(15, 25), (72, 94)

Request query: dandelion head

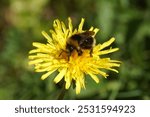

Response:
(28, 17), (120, 94)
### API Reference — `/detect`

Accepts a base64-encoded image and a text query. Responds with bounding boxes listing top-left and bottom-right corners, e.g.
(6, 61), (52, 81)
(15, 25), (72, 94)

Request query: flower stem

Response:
(57, 82), (66, 100)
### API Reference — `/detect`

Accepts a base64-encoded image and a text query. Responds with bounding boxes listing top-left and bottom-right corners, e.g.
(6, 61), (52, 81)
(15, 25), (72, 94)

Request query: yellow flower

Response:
(28, 18), (120, 94)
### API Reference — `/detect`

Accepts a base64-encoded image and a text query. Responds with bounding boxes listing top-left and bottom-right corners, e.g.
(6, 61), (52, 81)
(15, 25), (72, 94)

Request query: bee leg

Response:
(90, 48), (93, 57)
(67, 52), (71, 61)
(77, 49), (83, 56)
(59, 51), (62, 57)
(58, 49), (65, 57)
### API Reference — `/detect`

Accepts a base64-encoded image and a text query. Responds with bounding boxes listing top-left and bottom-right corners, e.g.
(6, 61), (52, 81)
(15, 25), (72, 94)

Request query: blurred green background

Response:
(0, 0), (150, 100)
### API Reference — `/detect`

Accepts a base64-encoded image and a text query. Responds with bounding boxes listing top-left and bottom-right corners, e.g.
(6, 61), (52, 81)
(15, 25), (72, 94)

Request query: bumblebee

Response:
(66, 31), (95, 57)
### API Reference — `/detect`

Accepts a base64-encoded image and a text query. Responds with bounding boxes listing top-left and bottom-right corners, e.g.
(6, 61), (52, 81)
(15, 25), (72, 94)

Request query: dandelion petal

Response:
(89, 73), (99, 83)
(54, 68), (67, 83)
(41, 69), (57, 80)
(76, 81), (81, 94)
(78, 18), (85, 32)
(41, 31), (52, 42)
(100, 37), (115, 50)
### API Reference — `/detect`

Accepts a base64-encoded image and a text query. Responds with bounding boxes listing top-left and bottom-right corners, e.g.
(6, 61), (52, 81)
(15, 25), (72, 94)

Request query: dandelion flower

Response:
(28, 18), (120, 94)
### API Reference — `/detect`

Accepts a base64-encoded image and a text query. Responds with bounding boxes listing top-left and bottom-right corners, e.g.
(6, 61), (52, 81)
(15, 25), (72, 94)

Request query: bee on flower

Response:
(28, 17), (120, 95)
